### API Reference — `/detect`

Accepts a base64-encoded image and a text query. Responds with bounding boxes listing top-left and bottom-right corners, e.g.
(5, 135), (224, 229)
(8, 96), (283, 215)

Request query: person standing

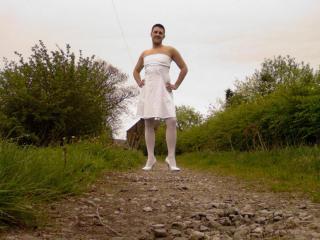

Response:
(133, 23), (188, 171)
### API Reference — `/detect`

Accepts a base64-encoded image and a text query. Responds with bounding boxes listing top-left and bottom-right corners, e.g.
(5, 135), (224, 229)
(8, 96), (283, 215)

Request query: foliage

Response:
(228, 55), (314, 106)
(0, 140), (144, 228)
(0, 41), (136, 145)
(176, 105), (203, 131)
(177, 56), (320, 152)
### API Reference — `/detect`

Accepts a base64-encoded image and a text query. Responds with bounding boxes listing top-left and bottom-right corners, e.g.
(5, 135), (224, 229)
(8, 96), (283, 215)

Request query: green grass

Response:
(178, 146), (320, 202)
(0, 140), (144, 228)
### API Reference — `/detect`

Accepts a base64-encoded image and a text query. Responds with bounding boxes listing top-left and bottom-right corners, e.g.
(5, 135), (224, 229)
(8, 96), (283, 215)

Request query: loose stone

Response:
(153, 228), (167, 238)
(143, 207), (152, 212)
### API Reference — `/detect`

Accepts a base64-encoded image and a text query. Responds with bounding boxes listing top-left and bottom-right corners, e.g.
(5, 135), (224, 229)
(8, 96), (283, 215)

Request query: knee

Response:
(166, 118), (177, 128)
(145, 119), (155, 128)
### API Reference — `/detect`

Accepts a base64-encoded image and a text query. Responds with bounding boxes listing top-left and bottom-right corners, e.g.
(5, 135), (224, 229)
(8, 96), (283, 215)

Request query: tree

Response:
(229, 55), (314, 106)
(176, 105), (203, 131)
(0, 41), (136, 145)
(224, 88), (234, 108)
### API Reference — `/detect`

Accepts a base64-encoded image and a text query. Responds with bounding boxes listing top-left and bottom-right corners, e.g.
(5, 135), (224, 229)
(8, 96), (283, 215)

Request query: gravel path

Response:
(2, 162), (320, 239)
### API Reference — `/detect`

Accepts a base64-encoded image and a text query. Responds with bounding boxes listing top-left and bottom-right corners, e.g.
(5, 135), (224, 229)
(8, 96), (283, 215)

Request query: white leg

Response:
(165, 117), (180, 171)
(142, 118), (156, 170)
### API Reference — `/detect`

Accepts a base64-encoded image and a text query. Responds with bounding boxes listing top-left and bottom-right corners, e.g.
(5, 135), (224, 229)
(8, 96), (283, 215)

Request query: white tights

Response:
(165, 117), (177, 160)
(144, 117), (177, 161)
(144, 118), (156, 161)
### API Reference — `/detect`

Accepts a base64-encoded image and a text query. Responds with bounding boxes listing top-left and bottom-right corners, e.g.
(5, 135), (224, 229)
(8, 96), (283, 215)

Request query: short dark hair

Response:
(151, 23), (165, 33)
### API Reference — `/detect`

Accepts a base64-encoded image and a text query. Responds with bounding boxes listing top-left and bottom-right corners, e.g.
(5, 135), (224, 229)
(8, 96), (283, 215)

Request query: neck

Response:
(152, 43), (163, 48)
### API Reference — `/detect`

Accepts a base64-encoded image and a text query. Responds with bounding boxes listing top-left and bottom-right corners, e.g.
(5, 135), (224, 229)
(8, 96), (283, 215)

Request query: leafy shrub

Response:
(177, 56), (320, 152)
(0, 41), (136, 145)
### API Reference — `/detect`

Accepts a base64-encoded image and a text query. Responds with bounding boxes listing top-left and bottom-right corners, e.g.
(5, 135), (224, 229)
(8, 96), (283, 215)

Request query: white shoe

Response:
(165, 157), (180, 171)
(142, 157), (156, 171)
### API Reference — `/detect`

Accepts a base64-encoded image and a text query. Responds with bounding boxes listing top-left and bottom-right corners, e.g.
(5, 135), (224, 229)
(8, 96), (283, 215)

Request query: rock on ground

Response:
(1, 162), (320, 239)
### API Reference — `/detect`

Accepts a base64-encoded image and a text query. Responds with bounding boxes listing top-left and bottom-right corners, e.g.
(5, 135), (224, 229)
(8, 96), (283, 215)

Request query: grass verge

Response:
(178, 146), (320, 202)
(0, 140), (144, 228)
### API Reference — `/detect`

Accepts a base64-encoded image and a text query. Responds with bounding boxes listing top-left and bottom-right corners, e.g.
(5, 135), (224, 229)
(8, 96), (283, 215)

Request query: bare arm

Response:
(133, 53), (145, 88)
(167, 48), (188, 91)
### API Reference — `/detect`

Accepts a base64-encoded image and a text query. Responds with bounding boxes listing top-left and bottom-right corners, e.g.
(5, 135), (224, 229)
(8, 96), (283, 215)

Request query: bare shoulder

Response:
(165, 46), (186, 68)
(161, 45), (174, 55)
(163, 46), (179, 57)
(142, 49), (153, 57)
(165, 46), (182, 60)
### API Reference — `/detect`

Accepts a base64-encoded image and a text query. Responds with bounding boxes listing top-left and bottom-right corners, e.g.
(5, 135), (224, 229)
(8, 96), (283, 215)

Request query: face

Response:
(151, 26), (165, 45)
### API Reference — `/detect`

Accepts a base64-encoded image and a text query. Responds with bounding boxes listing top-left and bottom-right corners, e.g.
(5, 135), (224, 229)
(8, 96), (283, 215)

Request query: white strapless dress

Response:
(136, 53), (176, 119)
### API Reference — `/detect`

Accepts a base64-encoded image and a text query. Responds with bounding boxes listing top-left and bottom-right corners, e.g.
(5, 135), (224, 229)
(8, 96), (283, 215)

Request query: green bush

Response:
(0, 41), (136, 145)
(229, 55), (314, 105)
(177, 56), (320, 152)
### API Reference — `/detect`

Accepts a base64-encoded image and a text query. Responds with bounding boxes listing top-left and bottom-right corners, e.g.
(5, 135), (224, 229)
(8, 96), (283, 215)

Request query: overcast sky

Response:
(1, 0), (320, 139)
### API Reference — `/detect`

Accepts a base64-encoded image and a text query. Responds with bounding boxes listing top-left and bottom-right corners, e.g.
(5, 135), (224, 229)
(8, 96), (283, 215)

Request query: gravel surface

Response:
(2, 162), (320, 239)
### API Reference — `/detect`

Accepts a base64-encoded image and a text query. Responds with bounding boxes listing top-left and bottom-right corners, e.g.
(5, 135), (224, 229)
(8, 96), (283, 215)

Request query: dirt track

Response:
(2, 162), (320, 239)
